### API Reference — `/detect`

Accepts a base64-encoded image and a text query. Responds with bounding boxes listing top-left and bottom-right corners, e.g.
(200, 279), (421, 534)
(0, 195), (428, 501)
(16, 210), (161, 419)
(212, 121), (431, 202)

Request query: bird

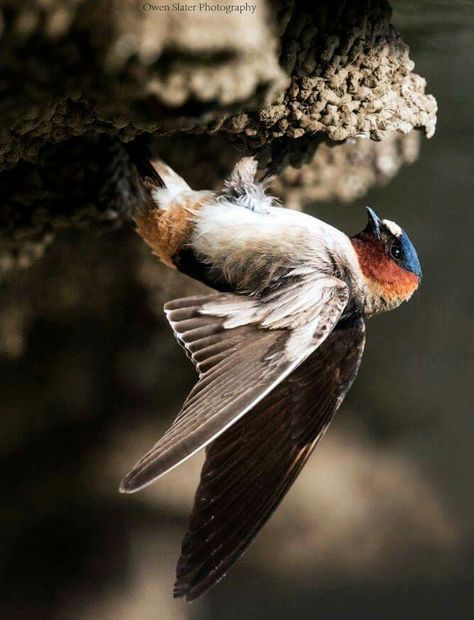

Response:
(121, 148), (422, 601)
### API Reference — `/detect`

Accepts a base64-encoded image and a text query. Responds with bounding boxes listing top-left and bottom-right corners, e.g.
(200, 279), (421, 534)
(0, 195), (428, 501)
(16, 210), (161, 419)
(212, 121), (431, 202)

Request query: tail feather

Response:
(150, 160), (191, 208)
(124, 138), (190, 209)
(123, 138), (165, 189)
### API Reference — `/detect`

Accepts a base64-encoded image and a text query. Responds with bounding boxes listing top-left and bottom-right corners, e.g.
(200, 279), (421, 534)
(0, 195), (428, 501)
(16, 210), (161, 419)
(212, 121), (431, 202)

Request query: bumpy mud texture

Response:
(0, 0), (285, 171)
(274, 131), (421, 208)
(224, 0), (437, 167)
(0, 0), (437, 276)
(0, 136), (138, 277)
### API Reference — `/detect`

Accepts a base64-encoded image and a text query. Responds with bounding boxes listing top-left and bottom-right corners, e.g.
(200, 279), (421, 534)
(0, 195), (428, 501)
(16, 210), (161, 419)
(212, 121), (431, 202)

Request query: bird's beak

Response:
(365, 207), (381, 239)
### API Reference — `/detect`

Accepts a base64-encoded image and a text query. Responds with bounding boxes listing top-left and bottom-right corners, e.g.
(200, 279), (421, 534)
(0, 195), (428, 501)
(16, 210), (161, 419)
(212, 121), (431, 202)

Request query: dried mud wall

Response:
(0, 0), (436, 276)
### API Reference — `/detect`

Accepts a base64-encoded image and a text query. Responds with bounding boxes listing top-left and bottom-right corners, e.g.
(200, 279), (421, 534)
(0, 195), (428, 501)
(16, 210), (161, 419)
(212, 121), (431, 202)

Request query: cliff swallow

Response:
(121, 151), (422, 600)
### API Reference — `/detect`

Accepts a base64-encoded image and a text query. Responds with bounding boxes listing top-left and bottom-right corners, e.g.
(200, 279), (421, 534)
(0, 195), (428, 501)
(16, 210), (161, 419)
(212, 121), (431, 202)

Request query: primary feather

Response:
(120, 275), (349, 493)
(174, 317), (365, 600)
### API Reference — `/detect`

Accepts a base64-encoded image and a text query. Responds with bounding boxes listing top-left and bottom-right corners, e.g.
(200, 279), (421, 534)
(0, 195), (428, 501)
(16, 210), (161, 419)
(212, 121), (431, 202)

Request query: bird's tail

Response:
(146, 160), (191, 210)
(124, 138), (190, 210)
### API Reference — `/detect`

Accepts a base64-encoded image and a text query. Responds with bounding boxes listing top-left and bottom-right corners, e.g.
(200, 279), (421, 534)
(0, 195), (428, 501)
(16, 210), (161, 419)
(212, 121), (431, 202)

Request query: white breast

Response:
(193, 201), (347, 265)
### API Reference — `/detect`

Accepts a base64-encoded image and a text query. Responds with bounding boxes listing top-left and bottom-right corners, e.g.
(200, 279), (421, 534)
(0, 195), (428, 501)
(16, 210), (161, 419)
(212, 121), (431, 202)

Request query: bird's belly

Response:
(189, 204), (318, 292)
(192, 203), (320, 262)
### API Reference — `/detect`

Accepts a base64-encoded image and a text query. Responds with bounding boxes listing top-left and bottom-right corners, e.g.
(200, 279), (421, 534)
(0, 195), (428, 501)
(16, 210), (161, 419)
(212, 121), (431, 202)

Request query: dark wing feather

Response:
(120, 285), (348, 493)
(120, 301), (306, 493)
(173, 317), (366, 600)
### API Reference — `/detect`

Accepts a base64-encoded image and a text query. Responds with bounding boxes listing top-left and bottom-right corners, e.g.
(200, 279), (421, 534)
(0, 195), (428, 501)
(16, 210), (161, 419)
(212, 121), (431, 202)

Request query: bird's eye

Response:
(391, 244), (402, 260)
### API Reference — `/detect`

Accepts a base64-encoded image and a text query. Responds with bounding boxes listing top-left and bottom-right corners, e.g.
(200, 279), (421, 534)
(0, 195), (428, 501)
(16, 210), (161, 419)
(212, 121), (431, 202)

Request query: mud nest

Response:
(274, 131), (421, 208)
(0, 0), (437, 278)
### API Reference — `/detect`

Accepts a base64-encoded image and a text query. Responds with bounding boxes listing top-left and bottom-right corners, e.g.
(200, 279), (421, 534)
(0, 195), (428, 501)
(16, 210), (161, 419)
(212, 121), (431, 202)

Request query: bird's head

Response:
(351, 208), (422, 314)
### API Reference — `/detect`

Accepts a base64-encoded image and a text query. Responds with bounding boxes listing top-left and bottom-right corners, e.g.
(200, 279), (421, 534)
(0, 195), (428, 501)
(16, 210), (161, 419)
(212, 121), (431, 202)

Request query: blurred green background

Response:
(0, 1), (473, 619)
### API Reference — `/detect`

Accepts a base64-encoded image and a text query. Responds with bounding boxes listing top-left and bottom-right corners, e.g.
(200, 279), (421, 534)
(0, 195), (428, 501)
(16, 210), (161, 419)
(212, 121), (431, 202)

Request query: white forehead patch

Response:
(382, 219), (403, 237)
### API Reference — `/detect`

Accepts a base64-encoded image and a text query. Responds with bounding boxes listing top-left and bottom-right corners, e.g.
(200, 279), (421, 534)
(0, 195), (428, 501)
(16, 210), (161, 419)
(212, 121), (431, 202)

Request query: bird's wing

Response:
(173, 317), (366, 600)
(120, 276), (349, 493)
